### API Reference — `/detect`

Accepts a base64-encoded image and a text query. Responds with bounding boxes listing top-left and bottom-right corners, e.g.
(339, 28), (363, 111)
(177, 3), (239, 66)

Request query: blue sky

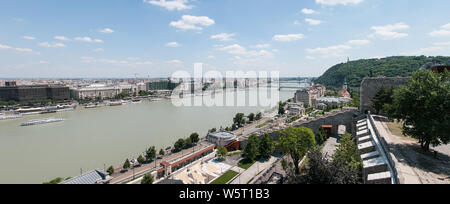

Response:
(1, 0), (450, 78)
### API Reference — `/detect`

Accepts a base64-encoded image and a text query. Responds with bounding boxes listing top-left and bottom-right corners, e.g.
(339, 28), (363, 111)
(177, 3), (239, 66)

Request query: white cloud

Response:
(38, 42), (66, 48)
(306, 44), (352, 57)
(166, 59), (183, 66)
(402, 46), (445, 56)
(39, 60), (50, 64)
(251, 44), (271, 49)
(23, 36), (35, 40)
(316, 0), (363, 6)
(433, 41), (450, 46)
(170, 15), (215, 31)
(429, 23), (450, 37)
(93, 48), (105, 52)
(0, 44), (12, 49)
(306, 56), (316, 60)
(219, 44), (273, 59)
(370, 22), (409, 40)
(144, 0), (193, 11)
(74, 37), (103, 43)
(99, 28), (114, 34)
(14, 47), (36, 54)
(207, 55), (215, 59)
(54, 36), (71, 41)
(348, 39), (370, 46)
(0, 43), (37, 54)
(302, 8), (317, 14)
(305, 18), (322, 26)
(293, 20), (302, 26)
(210, 33), (236, 41)
(81, 56), (152, 66)
(166, 42), (181, 47)
(273, 34), (305, 42)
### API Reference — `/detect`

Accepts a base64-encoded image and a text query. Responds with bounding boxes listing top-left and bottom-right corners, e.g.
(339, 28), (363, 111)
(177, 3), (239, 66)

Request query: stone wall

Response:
(360, 77), (410, 113)
(239, 109), (360, 149)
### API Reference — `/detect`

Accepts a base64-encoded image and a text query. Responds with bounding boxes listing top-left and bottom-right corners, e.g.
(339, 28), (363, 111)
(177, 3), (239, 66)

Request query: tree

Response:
(123, 159), (131, 170)
(209, 128), (217, 133)
(185, 137), (193, 148)
(174, 139), (186, 152)
(244, 134), (260, 162)
(315, 127), (327, 146)
(278, 127), (316, 174)
(372, 86), (394, 114)
(259, 134), (275, 160)
(255, 112), (262, 121)
(278, 101), (286, 115)
(332, 133), (362, 173)
(107, 166), (115, 175)
(141, 173), (154, 184)
(386, 70), (450, 151)
(286, 150), (360, 184)
(159, 149), (165, 156)
(137, 155), (146, 165)
(190, 132), (200, 144)
(43, 177), (64, 184)
(248, 113), (255, 122)
(145, 146), (156, 161)
(233, 113), (245, 127)
(217, 146), (228, 161)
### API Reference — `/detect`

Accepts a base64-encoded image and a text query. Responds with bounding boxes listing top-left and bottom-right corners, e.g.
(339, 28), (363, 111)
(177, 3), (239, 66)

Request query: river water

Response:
(0, 88), (297, 183)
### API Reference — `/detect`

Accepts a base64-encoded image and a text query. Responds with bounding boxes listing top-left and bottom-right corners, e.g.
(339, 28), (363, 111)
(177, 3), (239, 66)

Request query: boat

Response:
(85, 103), (101, 109)
(107, 101), (122, 106)
(40, 110), (57, 114)
(131, 99), (142, 104)
(20, 118), (65, 126)
(0, 114), (23, 120)
(149, 97), (163, 102)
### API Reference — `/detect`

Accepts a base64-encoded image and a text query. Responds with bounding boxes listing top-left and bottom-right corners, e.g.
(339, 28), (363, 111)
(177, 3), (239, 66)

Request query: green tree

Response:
(248, 113), (255, 122)
(386, 70), (450, 151)
(185, 137), (193, 148)
(315, 127), (328, 146)
(278, 101), (286, 115)
(159, 149), (165, 156)
(174, 139), (186, 151)
(233, 113), (245, 127)
(137, 155), (146, 165)
(278, 127), (316, 174)
(255, 112), (262, 120)
(209, 128), (217, 133)
(106, 166), (115, 175)
(141, 173), (154, 184)
(145, 146), (156, 161)
(43, 177), (64, 184)
(259, 134), (275, 160)
(332, 133), (362, 173)
(244, 134), (260, 162)
(123, 159), (131, 170)
(217, 146), (228, 161)
(190, 132), (200, 144)
(372, 86), (394, 114)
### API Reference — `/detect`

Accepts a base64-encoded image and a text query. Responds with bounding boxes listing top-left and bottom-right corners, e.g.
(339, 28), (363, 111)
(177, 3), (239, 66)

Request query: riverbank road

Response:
(230, 156), (278, 184)
(110, 141), (211, 184)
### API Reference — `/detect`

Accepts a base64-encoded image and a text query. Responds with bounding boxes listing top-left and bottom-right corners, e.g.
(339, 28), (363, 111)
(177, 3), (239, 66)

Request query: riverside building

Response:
(0, 82), (70, 102)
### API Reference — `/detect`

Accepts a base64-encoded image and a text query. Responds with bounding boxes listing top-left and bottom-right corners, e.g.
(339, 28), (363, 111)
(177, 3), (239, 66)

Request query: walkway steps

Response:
(358, 141), (377, 154)
(361, 151), (380, 161)
(367, 171), (392, 184)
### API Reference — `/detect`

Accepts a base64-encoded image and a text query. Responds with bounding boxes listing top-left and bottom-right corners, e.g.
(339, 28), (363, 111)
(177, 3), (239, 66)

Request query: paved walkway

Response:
(372, 116), (450, 184)
(230, 156), (278, 184)
(322, 136), (338, 159)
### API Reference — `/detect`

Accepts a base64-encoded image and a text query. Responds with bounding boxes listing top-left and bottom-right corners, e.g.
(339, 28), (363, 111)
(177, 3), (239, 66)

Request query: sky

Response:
(1, 0), (450, 78)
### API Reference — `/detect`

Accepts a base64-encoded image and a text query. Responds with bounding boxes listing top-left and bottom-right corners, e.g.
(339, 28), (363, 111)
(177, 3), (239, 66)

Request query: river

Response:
(0, 88), (297, 183)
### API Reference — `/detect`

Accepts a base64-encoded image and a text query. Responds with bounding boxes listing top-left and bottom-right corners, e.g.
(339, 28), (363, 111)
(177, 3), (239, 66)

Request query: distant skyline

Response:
(1, 0), (450, 78)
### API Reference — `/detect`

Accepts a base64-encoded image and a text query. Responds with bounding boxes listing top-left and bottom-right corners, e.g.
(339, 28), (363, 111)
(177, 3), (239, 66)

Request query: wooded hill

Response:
(314, 56), (450, 88)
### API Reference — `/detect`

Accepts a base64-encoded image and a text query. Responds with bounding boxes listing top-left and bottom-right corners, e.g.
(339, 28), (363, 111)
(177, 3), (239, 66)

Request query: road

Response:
(110, 141), (210, 184)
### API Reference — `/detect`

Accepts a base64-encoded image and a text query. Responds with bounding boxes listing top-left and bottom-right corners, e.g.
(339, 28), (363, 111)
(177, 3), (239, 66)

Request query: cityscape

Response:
(0, 0), (449, 195)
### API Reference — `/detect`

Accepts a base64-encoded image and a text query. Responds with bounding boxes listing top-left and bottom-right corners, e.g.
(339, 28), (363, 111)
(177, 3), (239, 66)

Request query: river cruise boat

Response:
(21, 118), (65, 126)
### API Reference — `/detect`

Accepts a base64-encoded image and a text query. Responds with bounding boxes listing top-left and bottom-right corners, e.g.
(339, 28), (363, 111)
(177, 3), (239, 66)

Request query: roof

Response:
(208, 131), (236, 140)
(157, 179), (184, 184)
(60, 169), (112, 184)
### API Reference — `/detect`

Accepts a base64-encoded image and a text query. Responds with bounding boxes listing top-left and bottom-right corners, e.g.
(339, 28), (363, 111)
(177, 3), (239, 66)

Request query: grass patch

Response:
(386, 121), (405, 137)
(210, 170), (238, 184)
(227, 151), (242, 157)
(256, 121), (270, 128)
(238, 159), (255, 170)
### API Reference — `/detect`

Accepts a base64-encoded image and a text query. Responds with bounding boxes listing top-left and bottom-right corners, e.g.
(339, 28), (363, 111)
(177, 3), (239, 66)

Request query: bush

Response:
(141, 173), (154, 184)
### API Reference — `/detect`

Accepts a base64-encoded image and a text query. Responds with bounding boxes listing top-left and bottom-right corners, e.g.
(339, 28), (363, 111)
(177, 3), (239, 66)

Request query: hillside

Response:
(314, 56), (450, 88)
